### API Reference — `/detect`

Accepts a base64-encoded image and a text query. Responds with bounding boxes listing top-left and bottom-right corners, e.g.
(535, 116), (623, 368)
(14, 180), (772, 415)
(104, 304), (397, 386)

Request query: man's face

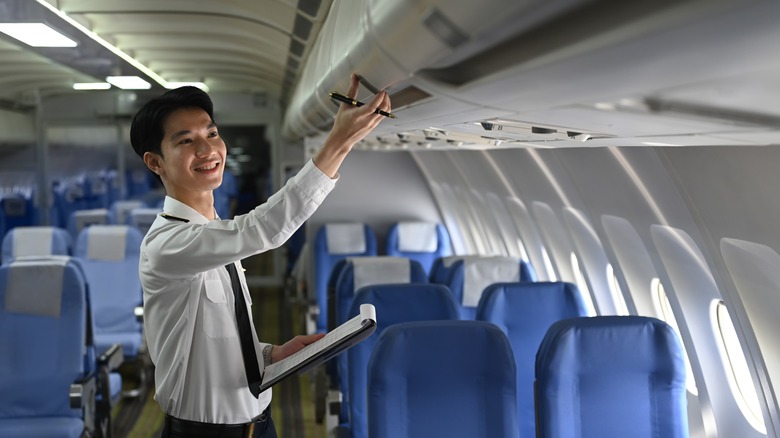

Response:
(152, 107), (227, 199)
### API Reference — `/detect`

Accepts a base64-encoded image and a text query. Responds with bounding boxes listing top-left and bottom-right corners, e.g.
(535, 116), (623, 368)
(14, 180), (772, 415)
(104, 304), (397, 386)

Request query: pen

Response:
(329, 92), (397, 119)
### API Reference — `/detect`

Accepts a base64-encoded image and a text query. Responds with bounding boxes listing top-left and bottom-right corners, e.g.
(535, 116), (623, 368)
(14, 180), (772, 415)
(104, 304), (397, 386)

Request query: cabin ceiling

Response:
(0, 0), (331, 106)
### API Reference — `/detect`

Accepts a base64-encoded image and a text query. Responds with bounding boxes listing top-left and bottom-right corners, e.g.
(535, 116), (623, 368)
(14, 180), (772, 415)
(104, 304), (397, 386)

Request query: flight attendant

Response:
(130, 74), (390, 437)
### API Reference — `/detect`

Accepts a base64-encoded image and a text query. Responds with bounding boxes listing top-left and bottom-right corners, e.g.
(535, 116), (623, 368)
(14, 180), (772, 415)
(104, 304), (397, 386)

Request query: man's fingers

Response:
(362, 90), (387, 115)
(346, 73), (360, 99)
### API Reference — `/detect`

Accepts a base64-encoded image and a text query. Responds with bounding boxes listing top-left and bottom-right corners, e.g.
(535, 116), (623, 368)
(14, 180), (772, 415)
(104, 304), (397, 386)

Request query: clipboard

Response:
(257, 304), (377, 393)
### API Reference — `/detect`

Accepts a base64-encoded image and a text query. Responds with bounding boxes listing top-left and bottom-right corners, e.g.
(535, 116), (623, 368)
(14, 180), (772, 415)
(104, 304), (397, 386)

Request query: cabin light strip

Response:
(0, 23), (77, 47)
(34, 0), (168, 88)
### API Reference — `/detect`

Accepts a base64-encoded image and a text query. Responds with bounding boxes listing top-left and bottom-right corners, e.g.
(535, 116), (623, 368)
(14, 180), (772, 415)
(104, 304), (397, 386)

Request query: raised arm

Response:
(313, 74), (392, 178)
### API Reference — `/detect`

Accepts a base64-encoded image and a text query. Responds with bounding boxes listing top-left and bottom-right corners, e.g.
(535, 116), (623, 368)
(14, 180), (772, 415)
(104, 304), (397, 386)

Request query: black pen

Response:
(329, 92), (397, 119)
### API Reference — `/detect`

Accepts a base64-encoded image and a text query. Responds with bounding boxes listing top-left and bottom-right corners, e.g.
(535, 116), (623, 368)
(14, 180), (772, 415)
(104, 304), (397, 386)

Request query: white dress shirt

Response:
(140, 159), (336, 424)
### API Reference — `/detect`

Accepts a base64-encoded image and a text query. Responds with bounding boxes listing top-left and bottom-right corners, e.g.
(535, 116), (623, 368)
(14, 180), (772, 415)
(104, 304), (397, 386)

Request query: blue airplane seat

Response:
(125, 168), (151, 198)
(368, 320), (519, 438)
(110, 200), (146, 226)
(535, 316), (688, 438)
(67, 208), (113, 242)
(1, 193), (36, 237)
(127, 208), (160, 236)
(1, 226), (73, 265)
(385, 222), (451, 276)
(313, 223), (377, 332)
(476, 282), (588, 438)
(446, 256), (535, 319)
(75, 225), (144, 359)
(0, 258), (95, 437)
(213, 168), (237, 219)
(345, 284), (460, 438)
(84, 173), (110, 209)
(333, 257), (427, 424)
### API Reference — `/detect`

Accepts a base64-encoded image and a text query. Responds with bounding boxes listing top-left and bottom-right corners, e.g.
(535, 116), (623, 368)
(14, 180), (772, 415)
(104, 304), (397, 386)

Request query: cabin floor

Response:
(110, 251), (325, 438)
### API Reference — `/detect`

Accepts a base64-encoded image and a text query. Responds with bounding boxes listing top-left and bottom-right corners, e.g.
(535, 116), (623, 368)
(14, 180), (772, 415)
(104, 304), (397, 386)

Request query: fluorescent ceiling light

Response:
(35, 0), (167, 87)
(0, 23), (77, 47)
(166, 82), (209, 92)
(73, 82), (111, 90)
(106, 76), (151, 90)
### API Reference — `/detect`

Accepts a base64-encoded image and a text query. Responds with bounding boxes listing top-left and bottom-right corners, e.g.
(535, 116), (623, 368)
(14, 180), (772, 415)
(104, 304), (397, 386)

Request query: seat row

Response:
(0, 257), (126, 437)
(0, 225), (148, 437)
(334, 282), (688, 438)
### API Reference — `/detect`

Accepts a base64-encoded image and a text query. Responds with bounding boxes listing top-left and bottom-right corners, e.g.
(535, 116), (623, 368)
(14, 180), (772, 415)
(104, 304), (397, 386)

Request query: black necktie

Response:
(225, 262), (263, 398)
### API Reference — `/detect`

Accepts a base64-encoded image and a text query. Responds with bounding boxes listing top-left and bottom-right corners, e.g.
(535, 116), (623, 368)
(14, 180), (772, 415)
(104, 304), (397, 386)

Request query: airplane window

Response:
(714, 300), (767, 434)
(570, 252), (596, 316)
(606, 263), (629, 315)
(541, 246), (557, 281)
(652, 278), (698, 396)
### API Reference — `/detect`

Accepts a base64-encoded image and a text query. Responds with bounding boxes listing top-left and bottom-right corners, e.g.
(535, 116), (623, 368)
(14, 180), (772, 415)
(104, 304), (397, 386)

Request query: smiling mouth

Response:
(195, 162), (219, 171)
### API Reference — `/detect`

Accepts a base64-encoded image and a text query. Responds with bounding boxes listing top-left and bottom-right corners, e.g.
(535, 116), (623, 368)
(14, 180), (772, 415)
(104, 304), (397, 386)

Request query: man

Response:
(130, 74), (390, 437)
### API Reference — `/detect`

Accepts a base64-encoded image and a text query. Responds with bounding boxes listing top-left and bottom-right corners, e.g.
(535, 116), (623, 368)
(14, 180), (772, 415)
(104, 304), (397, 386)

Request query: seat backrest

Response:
(347, 284), (460, 438)
(67, 208), (113, 241)
(447, 256), (535, 319)
(0, 257), (87, 420)
(476, 282), (588, 438)
(75, 225), (143, 342)
(127, 208), (160, 236)
(535, 316), (688, 438)
(385, 222), (450, 275)
(110, 200), (145, 226)
(368, 320), (518, 438)
(313, 223), (377, 332)
(1, 194), (36, 236)
(1, 226), (72, 265)
(335, 257), (428, 327)
(429, 255), (481, 284)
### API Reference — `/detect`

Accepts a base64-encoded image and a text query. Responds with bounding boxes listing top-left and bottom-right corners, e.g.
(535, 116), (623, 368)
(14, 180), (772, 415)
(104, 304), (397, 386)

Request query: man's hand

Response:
(314, 73), (392, 178)
(270, 333), (326, 364)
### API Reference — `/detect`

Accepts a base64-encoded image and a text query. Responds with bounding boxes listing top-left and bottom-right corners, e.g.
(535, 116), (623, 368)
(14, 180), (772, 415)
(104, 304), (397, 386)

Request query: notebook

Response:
(258, 303), (377, 393)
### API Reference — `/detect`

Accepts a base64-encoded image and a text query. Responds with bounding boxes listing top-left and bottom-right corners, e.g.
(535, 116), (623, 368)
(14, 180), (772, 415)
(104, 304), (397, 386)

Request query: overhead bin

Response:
(284, 0), (780, 148)
(282, 0), (595, 139)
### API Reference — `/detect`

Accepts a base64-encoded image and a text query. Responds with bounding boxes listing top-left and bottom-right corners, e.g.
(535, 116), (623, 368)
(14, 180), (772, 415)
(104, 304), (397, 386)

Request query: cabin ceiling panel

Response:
(0, 0), (332, 103)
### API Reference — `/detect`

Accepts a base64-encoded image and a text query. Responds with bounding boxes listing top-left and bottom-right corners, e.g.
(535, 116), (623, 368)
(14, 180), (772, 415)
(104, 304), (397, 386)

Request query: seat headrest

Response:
(441, 254), (482, 268)
(536, 316), (685, 377)
(79, 225), (139, 261)
(351, 257), (411, 292)
(10, 227), (54, 257)
(396, 222), (438, 252)
(326, 223), (366, 254)
(462, 257), (519, 307)
(4, 258), (69, 317)
(112, 200), (145, 224)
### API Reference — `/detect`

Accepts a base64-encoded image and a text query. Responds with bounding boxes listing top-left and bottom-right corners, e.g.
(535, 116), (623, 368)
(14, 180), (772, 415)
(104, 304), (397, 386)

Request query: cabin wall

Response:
(410, 145), (779, 438)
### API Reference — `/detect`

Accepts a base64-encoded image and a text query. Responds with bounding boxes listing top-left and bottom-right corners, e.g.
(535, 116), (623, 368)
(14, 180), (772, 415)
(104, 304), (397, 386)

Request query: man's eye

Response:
(179, 138), (192, 145)
(208, 131), (219, 138)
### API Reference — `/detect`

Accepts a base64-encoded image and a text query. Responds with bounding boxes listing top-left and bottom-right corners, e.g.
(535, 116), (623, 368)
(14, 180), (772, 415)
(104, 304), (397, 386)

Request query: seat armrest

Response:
(71, 373), (97, 433)
(99, 343), (124, 371)
(134, 305), (144, 322)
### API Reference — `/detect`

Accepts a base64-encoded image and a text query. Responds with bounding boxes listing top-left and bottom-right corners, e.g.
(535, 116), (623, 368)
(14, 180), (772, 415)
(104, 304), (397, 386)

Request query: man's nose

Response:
(194, 137), (217, 157)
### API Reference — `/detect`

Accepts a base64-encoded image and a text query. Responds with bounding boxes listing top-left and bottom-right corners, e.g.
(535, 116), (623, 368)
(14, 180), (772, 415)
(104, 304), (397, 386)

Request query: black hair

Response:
(129, 86), (215, 159)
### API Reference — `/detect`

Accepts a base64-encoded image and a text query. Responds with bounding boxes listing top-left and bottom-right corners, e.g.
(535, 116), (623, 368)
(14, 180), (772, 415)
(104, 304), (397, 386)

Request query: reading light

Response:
(166, 82), (209, 92)
(0, 23), (77, 47)
(106, 76), (151, 90)
(73, 82), (111, 90)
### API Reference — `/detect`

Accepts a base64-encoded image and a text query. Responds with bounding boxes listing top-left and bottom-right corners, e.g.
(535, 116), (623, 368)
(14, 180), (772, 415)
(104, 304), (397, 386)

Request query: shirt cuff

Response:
(293, 159), (338, 200)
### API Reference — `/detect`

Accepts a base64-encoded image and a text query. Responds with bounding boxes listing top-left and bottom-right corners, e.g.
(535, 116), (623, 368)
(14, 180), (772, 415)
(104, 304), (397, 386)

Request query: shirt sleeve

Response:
(144, 159), (336, 278)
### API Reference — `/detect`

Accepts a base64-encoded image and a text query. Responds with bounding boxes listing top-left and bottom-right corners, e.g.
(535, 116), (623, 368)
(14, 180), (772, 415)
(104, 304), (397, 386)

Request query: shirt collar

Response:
(162, 196), (214, 225)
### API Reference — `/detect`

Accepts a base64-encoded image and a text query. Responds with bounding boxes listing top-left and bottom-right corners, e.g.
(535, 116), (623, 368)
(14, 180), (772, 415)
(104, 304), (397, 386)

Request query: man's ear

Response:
(143, 152), (163, 176)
